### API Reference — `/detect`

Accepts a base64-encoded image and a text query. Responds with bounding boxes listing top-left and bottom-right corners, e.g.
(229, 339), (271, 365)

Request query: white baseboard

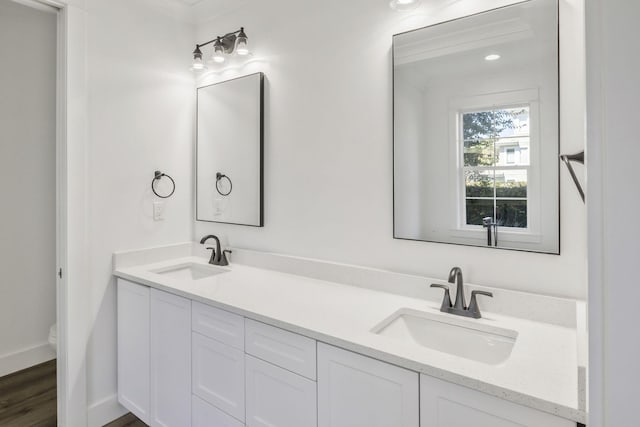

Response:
(88, 394), (128, 427)
(0, 342), (55, 377)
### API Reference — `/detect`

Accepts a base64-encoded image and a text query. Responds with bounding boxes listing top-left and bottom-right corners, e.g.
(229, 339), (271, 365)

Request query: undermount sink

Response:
(372, 308), (517, 365)
(150, 262), (228, 281)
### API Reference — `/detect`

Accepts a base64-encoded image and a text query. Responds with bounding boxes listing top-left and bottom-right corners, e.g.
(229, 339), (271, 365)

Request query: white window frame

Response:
(447, 89), (543, 244)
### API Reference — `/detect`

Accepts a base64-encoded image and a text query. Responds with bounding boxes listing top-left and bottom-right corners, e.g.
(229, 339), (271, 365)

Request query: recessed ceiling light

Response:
(390, 0), (421, 11)
(485, 54), (501, 61)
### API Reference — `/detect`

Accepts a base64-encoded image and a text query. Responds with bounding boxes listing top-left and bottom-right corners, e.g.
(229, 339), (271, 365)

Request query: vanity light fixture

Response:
(191, 27), (250, 70)
(191, 46), (206, 71)
(390, 0), (421, 11)
(484, 54), (501, 61)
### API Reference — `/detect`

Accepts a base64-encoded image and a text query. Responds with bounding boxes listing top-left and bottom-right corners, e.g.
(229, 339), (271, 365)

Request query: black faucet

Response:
(482, 217), (498, 247)
(200, 235), (232, 266)
(448, 267), (466, 311)
(430, 267), (493, 319)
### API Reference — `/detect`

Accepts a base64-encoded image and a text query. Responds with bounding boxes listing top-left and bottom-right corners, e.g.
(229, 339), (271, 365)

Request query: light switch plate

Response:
(153, 201), (165, 221)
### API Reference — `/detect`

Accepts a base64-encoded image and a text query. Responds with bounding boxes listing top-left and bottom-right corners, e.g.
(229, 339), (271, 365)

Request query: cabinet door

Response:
(420, 375), (574, 427)
(245, 355), (317, 427)
(193, 395), (244, 427)
(192, 332), (245, 422)
(317, 343), (419, 427)
(117, 280), (150, 424)
(149, 289), (191, 427)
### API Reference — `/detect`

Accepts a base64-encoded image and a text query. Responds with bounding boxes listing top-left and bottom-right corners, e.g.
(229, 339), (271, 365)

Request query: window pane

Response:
(496, 200), (527, 228)
(465, 199), (494, 226)
(495, 137), (530, 166)
(462, 107), (530, 140)
(461, 106), (530, 229)
(496, 170), (527, 198)
(463, 139), (494, 166)
(465, 170), (494, 197)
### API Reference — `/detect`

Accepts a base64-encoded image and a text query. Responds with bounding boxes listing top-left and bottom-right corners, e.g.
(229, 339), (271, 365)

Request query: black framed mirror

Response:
(196, 72), (264, 226)
(393, 0), (559, 254)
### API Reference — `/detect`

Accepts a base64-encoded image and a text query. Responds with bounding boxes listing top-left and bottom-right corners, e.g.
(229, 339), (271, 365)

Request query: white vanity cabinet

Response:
(192, 395), (244, 427)
(192, 301), (246, 423)
(117, 279), (150, 424)
(192, 333), (245, 422)
(245, 355), (317, 427)
(117, 280), (192, 427)
(420, 375), (575, 427)
(317, 343), (420, 427)
(244, 319), (318, 427)
(245, 319), (317, 380)
(117, 278), (578, 427)
(149, 288), (192, 427)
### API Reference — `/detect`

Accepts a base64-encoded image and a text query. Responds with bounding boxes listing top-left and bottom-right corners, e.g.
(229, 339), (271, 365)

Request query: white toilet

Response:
(48, 324), (57, 352)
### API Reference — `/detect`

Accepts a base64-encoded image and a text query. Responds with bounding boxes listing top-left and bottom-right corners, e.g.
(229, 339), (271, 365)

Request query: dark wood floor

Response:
(0, 360), (146, 427)
(0, 359), (57, 426)
(105, 413), (147, 427)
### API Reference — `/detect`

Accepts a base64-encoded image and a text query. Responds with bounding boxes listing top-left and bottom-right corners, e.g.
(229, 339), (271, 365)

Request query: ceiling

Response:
(395, 0), (557, 87)
(166, 0), (252, 24)
(170, 0), (206, 5)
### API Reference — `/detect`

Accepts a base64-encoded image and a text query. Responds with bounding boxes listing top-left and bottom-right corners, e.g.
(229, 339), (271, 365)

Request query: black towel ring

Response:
(216, 172), (232, 196)
(152, 171), (176, 199)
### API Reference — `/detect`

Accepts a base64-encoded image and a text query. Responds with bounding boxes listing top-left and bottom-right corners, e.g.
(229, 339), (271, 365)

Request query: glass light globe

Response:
(212, 38), (226, 63)
(236, 39), (249, 56)
(191, 56), (207, 71)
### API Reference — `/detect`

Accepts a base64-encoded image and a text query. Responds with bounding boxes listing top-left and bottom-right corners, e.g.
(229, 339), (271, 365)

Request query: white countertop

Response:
(114, 254), (586, 423)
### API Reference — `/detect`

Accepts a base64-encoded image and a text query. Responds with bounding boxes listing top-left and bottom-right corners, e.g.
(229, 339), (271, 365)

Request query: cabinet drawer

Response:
(193, 301), (244, 350)
(193, 395), (244, 427)
(246, 355), (317, 427)
(192, 333), (245, 422)
(245, 319), (316, 380)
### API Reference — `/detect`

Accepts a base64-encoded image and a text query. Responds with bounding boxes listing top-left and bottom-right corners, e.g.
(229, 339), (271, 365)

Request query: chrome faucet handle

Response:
(430, 284), (452, 312)
(467, 290), (493, 319)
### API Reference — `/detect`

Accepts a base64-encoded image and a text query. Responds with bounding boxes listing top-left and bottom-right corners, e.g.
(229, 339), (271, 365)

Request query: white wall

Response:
(393, 74), (426, 239)
(82, 0), (194, 421)
(586, 0), (640, 425)
(0, 0), (57, 375)
(193, 0), (587, 299)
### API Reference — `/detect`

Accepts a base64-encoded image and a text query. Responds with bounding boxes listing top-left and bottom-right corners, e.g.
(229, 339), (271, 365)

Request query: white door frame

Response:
(585, 0), (604, 425)
(17, 0), (90, 425)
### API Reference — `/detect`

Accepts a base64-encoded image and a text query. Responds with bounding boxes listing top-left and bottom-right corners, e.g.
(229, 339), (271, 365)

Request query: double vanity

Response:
(113, 242), (586, 427)
(114, 0), (587, 425)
